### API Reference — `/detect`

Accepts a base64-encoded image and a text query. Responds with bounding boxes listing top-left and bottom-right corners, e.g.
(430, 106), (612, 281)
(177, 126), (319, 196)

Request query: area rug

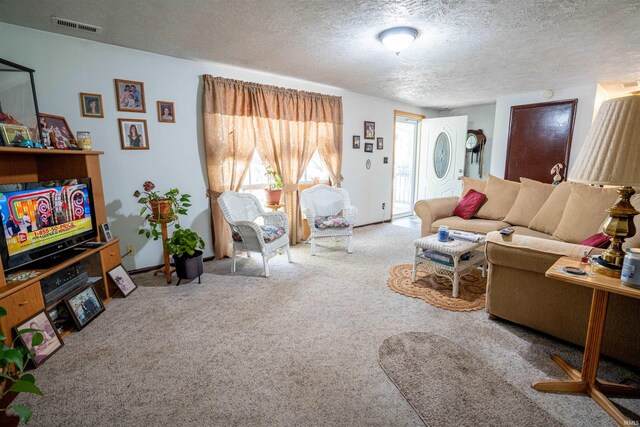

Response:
(378, 332), (563, 427)
(387, 264), (486, 311)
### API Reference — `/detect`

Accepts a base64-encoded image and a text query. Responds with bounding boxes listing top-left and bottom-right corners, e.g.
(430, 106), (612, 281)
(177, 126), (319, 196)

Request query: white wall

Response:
(0, 23), (425, 269)
(490, 84), (598, 178)
(438, 104), (496, 179)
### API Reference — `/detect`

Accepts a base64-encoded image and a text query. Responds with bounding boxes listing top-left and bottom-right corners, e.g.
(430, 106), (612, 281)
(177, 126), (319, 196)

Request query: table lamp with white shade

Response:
(568, 95), (640, 277)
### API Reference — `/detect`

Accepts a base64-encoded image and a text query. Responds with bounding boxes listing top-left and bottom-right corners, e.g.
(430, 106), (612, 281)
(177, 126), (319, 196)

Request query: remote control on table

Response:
(499, 227), (515, 235)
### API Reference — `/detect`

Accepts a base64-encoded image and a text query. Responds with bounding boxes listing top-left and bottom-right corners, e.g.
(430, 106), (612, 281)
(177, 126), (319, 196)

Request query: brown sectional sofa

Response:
(414, 175), (640, 367)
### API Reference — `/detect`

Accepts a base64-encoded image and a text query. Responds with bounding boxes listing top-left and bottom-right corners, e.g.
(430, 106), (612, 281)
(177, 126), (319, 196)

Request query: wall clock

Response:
(466, 129), (487, 177)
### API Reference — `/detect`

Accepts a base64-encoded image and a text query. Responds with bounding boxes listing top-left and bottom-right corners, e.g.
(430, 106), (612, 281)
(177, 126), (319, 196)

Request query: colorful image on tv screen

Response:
(0, 184), (93, 257)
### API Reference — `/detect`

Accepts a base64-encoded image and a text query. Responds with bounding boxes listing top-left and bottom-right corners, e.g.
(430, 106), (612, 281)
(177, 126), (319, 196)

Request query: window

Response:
(240, 150), (330, 202)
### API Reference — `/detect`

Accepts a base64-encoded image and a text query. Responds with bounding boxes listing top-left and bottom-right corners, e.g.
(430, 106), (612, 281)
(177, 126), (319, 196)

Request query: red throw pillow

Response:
(579, 233), (611, 249)
(453, 189), (487, 220)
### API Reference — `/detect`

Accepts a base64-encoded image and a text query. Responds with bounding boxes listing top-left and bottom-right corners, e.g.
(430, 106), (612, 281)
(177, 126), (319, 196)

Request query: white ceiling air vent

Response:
(50, 16), (102, 34)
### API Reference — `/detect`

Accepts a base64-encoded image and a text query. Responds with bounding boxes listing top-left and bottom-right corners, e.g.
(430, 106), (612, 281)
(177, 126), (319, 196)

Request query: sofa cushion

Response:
(314, 215), (351, 229)
(503, 178), (555, 226)
(475, 175), (521, 221)
(453, 189), (486, 220)
(510, 226), (556, 240)
(553, 183), (619, 243)
(528, 182), (572, 235)
(462, 177), (486, 197)
(432, 216), (510, 235)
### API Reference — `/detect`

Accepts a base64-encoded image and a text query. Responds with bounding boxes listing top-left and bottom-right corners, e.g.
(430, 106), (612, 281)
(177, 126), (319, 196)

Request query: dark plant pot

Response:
(173, 250), (203, 280)
(0, 389), (20, 427)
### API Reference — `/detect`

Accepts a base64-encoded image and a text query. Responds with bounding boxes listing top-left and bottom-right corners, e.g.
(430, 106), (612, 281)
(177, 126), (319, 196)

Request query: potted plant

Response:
(133, 181), (192, 240)
(165, 228), (205, 285)
(265, 166), (283, 205)
(0, 306), (43, 426)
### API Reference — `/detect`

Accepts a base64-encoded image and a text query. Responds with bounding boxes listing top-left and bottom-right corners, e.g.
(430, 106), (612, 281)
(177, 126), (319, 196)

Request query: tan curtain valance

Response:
(203, 76), (343, 124)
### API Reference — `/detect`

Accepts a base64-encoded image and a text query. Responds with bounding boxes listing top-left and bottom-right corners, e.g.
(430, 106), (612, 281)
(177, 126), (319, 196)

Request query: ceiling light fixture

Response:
(378, 27), (418, 55)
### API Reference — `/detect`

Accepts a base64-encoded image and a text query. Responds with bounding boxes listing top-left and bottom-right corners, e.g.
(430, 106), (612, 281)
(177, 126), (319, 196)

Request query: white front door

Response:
(417, 115), (467, 199)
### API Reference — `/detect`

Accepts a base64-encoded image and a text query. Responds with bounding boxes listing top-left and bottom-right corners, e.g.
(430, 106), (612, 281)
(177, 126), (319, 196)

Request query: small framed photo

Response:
(377, 137), (384, 150)
(364, 142), (374, 153)
(100, 223), (113, 242)
(80, 93), (104, 118)
(39, 114), (77, 149)
(118, 118), (149, 150)
(115, 79), (146, 112)
(108, 264), (138, 297)
(364, 121), (375, 139)
(157, 101), (175, 123)
(64, 285), (105, 330)
(352, 135), (360, 149)
(15, 310), (64, 367)
(0, 124), (31, 146)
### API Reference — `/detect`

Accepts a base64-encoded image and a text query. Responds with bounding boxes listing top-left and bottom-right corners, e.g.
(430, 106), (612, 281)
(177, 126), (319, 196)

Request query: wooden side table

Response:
(149, 216), (176, 284)
(535, 257), (640, 425)
(265, 203), (284, 211)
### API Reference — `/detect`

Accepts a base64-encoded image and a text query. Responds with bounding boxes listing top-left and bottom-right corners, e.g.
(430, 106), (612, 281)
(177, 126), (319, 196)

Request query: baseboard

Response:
(128, 255), (215, 275)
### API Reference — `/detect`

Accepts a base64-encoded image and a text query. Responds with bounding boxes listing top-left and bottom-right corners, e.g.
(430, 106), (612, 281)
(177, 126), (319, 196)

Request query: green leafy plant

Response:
(265, 166), (283, 190)
(165, 228), (205, 259)
(133, 181), (192, 240)
(0, 306), (43, 424)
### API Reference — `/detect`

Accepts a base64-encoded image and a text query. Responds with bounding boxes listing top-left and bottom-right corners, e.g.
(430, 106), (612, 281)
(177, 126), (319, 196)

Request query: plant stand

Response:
(150, 217), (176, 284)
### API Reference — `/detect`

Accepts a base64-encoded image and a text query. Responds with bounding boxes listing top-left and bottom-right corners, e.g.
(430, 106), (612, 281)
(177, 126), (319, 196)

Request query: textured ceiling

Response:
(1, 0), (640, 108)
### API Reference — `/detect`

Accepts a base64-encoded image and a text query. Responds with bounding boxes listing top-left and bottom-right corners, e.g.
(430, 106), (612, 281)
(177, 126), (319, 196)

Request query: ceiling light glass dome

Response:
(378, 27), (419, 55)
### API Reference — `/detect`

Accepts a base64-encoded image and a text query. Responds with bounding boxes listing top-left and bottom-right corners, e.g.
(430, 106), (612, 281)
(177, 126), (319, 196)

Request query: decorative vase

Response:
(150, 199), (172, 221)
(265, 189), (282, 205)
(173, 250), (204, 285)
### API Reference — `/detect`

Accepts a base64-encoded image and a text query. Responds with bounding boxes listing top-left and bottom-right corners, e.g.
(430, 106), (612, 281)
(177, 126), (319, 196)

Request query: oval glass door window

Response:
(433, 131), (451, 179)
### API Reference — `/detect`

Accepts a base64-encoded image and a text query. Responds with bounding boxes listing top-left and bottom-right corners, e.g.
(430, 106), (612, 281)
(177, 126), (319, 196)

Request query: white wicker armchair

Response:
(300, 185), (357, 255)
(218, 192), (292, 277)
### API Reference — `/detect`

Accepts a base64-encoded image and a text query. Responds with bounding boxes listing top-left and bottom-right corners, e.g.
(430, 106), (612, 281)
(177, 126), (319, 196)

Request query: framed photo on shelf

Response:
(80, 93), (104, 118)
(108, 264), (138, 297)
(14, 310), (64, 367)
(64, 285), (105, 330)
(377, 137), (383, 150)
(115, 79), (146, 113)
(157, 101), (175, 123)
(0, 124), (31, 146)
(364, 142), (374, 153)
(352, 135), (360, 149)
(364, 121), (375, 139)
(118, 118), (149, 150)
(100, 223), (113, 242)
(39, 113), (77, 149)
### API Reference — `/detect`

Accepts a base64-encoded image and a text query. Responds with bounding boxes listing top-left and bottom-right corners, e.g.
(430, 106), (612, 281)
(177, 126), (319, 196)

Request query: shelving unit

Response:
(0, 148), (121, 343)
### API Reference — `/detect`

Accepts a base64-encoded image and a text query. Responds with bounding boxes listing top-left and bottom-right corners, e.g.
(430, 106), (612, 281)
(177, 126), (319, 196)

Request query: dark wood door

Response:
(504, 99), (577, 183)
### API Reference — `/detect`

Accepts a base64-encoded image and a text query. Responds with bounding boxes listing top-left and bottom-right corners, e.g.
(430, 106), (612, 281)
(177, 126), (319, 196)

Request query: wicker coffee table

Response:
(412, 234), (486, 298)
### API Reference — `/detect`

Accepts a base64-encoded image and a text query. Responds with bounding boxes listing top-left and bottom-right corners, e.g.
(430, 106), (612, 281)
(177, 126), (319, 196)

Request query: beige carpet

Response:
(379, 332), (562, 426)
(16, 224), (640, 426)
(387, 264), (486, 311)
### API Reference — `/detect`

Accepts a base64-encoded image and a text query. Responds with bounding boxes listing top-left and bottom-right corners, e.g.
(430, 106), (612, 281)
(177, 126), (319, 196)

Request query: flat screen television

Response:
(0, 178), (97, 272)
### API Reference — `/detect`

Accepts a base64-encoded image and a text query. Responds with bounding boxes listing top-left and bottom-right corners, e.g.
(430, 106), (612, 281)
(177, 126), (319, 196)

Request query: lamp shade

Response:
(569, 95), (640, 186)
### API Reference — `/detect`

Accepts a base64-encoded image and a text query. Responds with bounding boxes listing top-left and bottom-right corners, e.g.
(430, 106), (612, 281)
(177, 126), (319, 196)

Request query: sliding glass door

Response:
(393, 115), (420, 218)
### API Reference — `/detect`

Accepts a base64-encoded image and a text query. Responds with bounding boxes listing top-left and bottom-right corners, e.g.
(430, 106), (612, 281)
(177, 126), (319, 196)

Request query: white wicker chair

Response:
(218, 192), (292, 277)
(300, 185), (357, 255)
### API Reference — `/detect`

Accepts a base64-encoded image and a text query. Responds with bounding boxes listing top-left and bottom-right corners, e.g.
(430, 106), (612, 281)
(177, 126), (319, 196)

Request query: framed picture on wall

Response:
(80, 93), (104, 118)
(157, 101), (175, 123)
(115, 79), (146, 112)
(364, 142), (373, 153)
(377, 137), (383, 150)
(364, 121), (375, 139)
(39, 113), (77, 149)
(118, 118), (149, 150)
(352, 135), (360, 149)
